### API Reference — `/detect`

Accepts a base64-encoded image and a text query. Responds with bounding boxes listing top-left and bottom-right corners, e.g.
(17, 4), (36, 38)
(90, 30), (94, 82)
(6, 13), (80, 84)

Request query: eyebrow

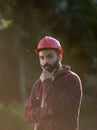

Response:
(47, 53), (53, 56)
(39, 52), (53, 58)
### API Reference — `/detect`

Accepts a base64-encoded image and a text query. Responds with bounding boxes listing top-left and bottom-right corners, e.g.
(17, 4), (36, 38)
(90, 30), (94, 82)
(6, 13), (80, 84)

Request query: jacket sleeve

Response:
(24, 80), (46, 123)
(42, 74), (82, 119)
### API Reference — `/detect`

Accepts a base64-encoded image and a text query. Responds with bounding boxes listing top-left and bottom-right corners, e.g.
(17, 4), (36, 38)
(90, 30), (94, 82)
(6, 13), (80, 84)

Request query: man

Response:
(24, 36), (82, 130)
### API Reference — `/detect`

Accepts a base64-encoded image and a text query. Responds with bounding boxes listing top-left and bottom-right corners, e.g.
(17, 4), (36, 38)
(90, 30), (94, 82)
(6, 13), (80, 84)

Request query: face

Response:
(39, 49), (61, 73)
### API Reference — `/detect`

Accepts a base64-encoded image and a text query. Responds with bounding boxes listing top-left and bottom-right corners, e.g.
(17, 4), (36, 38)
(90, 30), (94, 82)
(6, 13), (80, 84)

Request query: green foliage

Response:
(0, 17), (12, 30)
(0, 102), (32, 130)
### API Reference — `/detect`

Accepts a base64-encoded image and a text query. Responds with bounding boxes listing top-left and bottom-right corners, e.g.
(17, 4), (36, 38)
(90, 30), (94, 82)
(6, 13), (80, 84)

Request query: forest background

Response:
(0, 0), (97, 130)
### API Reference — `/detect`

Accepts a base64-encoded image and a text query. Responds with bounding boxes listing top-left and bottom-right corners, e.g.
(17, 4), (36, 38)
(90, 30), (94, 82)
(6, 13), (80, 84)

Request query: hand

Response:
(40, 68), (56, 82)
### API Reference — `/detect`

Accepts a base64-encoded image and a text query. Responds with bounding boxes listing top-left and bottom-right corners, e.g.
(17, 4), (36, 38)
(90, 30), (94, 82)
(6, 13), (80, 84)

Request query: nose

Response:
(43, 57), (48, 64)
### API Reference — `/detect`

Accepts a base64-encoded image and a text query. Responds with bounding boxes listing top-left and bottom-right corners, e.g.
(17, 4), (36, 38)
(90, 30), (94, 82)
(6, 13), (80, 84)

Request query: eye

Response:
(39, 56), (44, 60)
(47, 54), (53, 58)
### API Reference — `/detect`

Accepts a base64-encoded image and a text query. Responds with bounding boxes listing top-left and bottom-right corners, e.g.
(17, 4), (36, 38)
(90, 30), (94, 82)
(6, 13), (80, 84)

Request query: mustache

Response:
(40, 59), (59, 73)
(42, 64), (52, 68)
(41, 63), (55, 73)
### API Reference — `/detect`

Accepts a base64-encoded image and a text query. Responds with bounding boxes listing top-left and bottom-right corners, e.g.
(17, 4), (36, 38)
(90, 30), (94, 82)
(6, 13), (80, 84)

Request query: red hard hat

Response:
(34, 36), (63, 55)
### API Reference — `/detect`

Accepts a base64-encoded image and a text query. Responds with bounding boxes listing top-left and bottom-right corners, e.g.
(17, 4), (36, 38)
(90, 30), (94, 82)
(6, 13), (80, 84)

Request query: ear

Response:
(58, 54), (62, 61)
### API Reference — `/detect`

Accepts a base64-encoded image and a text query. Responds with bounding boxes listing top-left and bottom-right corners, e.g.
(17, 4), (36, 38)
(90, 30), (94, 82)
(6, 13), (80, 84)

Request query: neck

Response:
(58, 62), (63, 72)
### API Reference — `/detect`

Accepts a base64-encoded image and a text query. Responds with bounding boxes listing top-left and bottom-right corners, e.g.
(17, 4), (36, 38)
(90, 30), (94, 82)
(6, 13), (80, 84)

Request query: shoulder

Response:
(63, 69), (82, 87)
(69, 71), (81, 82)
(61, 65), (81, 82)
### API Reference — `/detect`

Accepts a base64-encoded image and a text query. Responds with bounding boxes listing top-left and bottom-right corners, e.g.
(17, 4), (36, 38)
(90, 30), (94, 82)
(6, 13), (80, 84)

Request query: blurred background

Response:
(0, 0), (97, 130)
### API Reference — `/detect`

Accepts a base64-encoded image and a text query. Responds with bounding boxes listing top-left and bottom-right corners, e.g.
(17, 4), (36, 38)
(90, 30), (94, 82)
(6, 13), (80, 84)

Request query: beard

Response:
(41, 59), (59, 73)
